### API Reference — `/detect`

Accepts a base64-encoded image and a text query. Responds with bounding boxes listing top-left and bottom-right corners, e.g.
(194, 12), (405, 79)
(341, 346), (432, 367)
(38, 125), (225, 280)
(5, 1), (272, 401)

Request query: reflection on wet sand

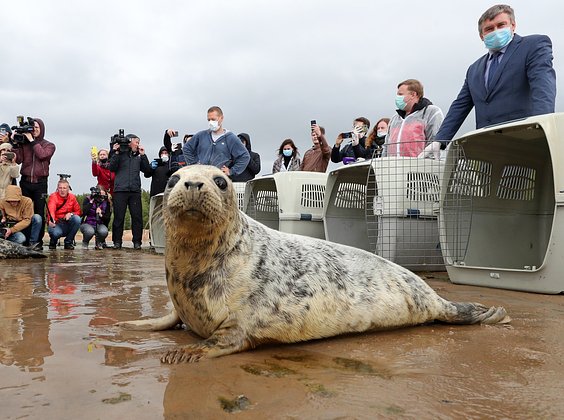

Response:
(1, 251), (563, 419)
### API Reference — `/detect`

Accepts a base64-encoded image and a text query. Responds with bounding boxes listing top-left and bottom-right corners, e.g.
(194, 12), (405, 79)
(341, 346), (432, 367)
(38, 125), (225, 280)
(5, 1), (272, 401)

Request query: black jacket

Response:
(109, 149), (151, 193)
(231, 133), (261, 182)
(145, 147), (171, 196)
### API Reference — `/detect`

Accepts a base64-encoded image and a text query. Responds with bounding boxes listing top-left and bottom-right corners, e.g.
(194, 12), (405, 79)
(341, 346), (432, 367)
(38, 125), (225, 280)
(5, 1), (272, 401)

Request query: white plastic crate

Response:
(148, 193), (165, 254)
(440, 113), (564, 293)
(323, 156), (445, 271)
(232, 182), (247, 211)
(244, 172), (328, 239)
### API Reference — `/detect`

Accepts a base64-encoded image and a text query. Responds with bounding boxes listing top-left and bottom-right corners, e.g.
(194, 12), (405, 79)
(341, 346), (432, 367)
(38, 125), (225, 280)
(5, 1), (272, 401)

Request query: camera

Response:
(57, 173), (71, 180)
(0, 219), (15, 238)
(341, 132), (353, 139)
(2, 151), (15, 161)
(110, 129), (130, 153)
(90, 186), (105, 203)
(10, 116), (35, 145)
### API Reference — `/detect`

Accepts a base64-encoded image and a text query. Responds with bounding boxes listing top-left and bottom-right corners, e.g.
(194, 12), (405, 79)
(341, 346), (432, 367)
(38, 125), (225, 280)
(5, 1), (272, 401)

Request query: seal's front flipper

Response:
(117, 309), (181, 331)
(160, 328), (252, 363)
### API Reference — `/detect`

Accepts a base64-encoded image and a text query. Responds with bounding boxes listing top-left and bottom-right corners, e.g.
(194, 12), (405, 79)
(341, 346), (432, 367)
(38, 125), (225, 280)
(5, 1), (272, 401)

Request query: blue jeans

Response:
(7, 214), (42, 244)
(80, 222), (108, 244)
(48, 215), (81, 245)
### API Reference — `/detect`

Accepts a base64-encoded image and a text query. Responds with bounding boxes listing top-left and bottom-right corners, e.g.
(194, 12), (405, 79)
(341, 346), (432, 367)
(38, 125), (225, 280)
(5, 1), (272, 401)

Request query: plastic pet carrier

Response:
(244, 172), (328, 239)
(323, 155), (446, 271)
(440, 113), (564, 293)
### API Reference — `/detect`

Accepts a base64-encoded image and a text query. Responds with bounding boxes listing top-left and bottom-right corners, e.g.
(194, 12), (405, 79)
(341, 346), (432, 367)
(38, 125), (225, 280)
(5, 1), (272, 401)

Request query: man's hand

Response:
(221, 165), (231, 176)
(96, 207), (102, 216)
(112, 143), (120, 152)
(48, 220), (56, 228)
(65, 212), (73, 221)
(3, 228), (11, 239)
(24, 133), (34, 143)
(335, 134), (344, 147)
(138, 145), (145, 155)
(166, 129), (177, 138)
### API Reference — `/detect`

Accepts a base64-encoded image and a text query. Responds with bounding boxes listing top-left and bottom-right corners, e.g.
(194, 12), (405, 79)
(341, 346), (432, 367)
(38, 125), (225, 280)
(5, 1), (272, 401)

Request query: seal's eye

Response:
(167, 175), (180, 189)
(213, 176), (228, 190)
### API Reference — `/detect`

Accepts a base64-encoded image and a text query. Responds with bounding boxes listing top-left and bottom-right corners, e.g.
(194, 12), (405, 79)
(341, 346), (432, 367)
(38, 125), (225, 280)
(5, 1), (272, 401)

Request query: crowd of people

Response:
(0, 5), (557, 252)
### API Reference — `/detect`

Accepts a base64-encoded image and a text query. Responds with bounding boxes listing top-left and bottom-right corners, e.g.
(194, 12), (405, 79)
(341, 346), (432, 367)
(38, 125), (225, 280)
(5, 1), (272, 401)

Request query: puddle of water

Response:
(1, 250), (564, 418)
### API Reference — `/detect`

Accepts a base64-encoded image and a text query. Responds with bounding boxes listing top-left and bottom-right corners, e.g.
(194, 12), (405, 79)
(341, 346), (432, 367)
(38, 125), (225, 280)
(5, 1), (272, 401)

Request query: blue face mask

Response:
(282, 149), (293, 157)
(395, 95), (407, 111)
(483, 27), (513, 50)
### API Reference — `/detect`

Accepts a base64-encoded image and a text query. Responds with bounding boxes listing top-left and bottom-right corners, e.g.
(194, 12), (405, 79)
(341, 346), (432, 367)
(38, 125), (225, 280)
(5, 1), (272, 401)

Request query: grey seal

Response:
(119, 165), (509, 363)
(0, 238), (46, 259)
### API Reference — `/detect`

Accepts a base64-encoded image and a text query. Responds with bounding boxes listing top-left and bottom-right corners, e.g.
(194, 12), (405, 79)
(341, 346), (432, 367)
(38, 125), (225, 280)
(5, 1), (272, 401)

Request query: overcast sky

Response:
(1, 0), (562, 194)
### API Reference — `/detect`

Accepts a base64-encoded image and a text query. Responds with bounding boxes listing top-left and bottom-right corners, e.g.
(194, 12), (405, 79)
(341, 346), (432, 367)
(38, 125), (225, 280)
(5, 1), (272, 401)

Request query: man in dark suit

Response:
(435, 4), (556, 145)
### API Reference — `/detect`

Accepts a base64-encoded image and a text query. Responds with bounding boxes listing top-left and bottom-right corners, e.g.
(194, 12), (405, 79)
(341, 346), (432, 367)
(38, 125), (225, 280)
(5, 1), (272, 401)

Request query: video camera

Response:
(89, 186), (105, 202)
(110, 129), (130, 153)
(57, 173), (71, 181)
(10, 116), (35, 145)
(0, 211), (15, 238)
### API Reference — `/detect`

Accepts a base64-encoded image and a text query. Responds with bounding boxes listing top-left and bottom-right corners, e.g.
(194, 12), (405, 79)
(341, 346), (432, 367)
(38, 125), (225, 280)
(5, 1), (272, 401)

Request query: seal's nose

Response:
(184, 181), (204, 190)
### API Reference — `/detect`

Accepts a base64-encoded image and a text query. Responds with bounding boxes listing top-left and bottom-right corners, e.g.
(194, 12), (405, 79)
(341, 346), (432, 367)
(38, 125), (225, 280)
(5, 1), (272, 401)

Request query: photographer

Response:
(0, 142), (20, 199)
(163, 129), (191, 173)
(47, 179), (81, 250)
(0, 185), (43, 248)
(145, 147), (171, 197)
(12, 117), (56, 248)
(80, 185), (111, 250)
(331, 117), (370, 164)
(109, 133), (151, 250)
(91, 148), (115, 194)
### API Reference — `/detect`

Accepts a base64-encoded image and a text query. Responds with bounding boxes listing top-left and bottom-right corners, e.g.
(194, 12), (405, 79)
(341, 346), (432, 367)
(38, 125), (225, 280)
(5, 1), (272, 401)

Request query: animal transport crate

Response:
(440, 113), (564, 293)
(244, 172), (328, 239)
(323, 156), (446, 271)
(232, 182), (247, 211)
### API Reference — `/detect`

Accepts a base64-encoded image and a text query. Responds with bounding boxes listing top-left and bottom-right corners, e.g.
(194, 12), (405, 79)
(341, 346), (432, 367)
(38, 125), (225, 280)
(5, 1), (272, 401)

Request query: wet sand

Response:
(1, 241), (563, 419)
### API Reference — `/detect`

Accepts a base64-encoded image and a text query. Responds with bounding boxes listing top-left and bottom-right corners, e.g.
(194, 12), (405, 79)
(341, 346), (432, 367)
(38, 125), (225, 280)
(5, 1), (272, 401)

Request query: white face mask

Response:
(161, 155), (169, 163)
(376, 130), (387, 138)
(208, 120), (220, 132)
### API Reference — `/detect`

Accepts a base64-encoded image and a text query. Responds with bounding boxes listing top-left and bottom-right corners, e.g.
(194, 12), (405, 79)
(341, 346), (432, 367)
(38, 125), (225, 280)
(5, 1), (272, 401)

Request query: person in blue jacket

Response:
(183, 106), (250, 179)
(434, 4), (556, 150)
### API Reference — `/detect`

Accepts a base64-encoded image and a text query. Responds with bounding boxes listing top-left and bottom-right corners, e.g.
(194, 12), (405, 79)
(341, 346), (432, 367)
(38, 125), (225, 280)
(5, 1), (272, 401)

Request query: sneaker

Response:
(28, 242), (43, 251)
(64, 243), (75, 250)
(94, 242), (102, 250)
(113, 243), (122, 250)
(82, 242), (89, 249)
(48, 240), (57, 250)
(133, 242), (142, 250)
(101, 241), (107, 249)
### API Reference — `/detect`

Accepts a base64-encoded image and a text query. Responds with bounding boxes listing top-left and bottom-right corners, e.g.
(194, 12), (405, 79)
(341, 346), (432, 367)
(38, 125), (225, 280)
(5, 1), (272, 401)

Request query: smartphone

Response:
(3, 151), (15, 160)
(172, 131), (179, 137)
(341, 132), (352, 139)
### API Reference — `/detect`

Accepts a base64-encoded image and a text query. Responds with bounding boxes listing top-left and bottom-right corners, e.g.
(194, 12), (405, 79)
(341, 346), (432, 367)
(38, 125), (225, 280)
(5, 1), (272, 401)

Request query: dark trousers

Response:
(19, 178), (48, 245)
(112, 191), (143, 245)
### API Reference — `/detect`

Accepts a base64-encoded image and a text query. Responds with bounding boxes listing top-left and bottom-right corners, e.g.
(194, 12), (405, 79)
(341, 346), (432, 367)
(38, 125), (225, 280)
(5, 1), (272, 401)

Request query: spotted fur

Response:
(0, 238), (46, 259)
(119, 165), (510, 363)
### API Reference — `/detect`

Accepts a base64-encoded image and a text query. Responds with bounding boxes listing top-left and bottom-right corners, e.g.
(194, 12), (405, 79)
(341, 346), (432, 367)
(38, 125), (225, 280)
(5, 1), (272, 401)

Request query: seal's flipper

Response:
(117, 309), (181, 331)
(440, 302), (511, 325)
(160, 328), (252, 363)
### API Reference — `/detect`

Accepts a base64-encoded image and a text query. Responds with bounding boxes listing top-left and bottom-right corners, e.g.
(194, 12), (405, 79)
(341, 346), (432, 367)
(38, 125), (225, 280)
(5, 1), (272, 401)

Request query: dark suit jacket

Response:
(437, 34), (556, 142)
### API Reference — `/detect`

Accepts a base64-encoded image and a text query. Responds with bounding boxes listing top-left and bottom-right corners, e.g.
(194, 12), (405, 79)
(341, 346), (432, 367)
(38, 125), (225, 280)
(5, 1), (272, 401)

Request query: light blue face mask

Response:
(282, 149), (293, 157)
(395, 95), (407, 111)
(483, 27), (513, 50)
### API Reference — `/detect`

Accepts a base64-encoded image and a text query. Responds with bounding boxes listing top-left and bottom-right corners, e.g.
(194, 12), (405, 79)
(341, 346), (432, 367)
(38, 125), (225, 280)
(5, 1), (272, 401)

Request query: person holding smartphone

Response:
(331, 117), (371, 164)
(301, 122), (331, 172)
(0, 142), (20, 200)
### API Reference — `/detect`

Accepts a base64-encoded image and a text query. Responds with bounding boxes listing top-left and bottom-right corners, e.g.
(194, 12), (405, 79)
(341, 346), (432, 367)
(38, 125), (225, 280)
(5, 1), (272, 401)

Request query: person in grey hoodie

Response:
(231, 133), (261, 182)
(183, 106), (250, 178)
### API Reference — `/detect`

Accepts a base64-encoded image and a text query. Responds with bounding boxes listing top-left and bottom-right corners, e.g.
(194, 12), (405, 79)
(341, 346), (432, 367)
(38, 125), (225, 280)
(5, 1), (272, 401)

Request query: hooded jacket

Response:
(0, 185), (33, 233)
(183, 129), (250, 177)
(109, 147), (151, 193)
(383, 98), (444, 158)
(145, 146), (172, 196)
(231, 133), (261, 182)
(14, 118), (56, 183)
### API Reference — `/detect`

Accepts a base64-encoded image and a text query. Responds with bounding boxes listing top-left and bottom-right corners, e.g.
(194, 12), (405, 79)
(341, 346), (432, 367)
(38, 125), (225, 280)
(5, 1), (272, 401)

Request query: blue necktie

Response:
(487, 52), (501, 90)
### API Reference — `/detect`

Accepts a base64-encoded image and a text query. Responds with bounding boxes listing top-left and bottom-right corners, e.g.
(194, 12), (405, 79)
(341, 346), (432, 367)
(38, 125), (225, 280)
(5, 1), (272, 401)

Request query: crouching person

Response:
(47, 179), (81, 250)
(80, 185), (111, 249)
(0, 185), (42, 248)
